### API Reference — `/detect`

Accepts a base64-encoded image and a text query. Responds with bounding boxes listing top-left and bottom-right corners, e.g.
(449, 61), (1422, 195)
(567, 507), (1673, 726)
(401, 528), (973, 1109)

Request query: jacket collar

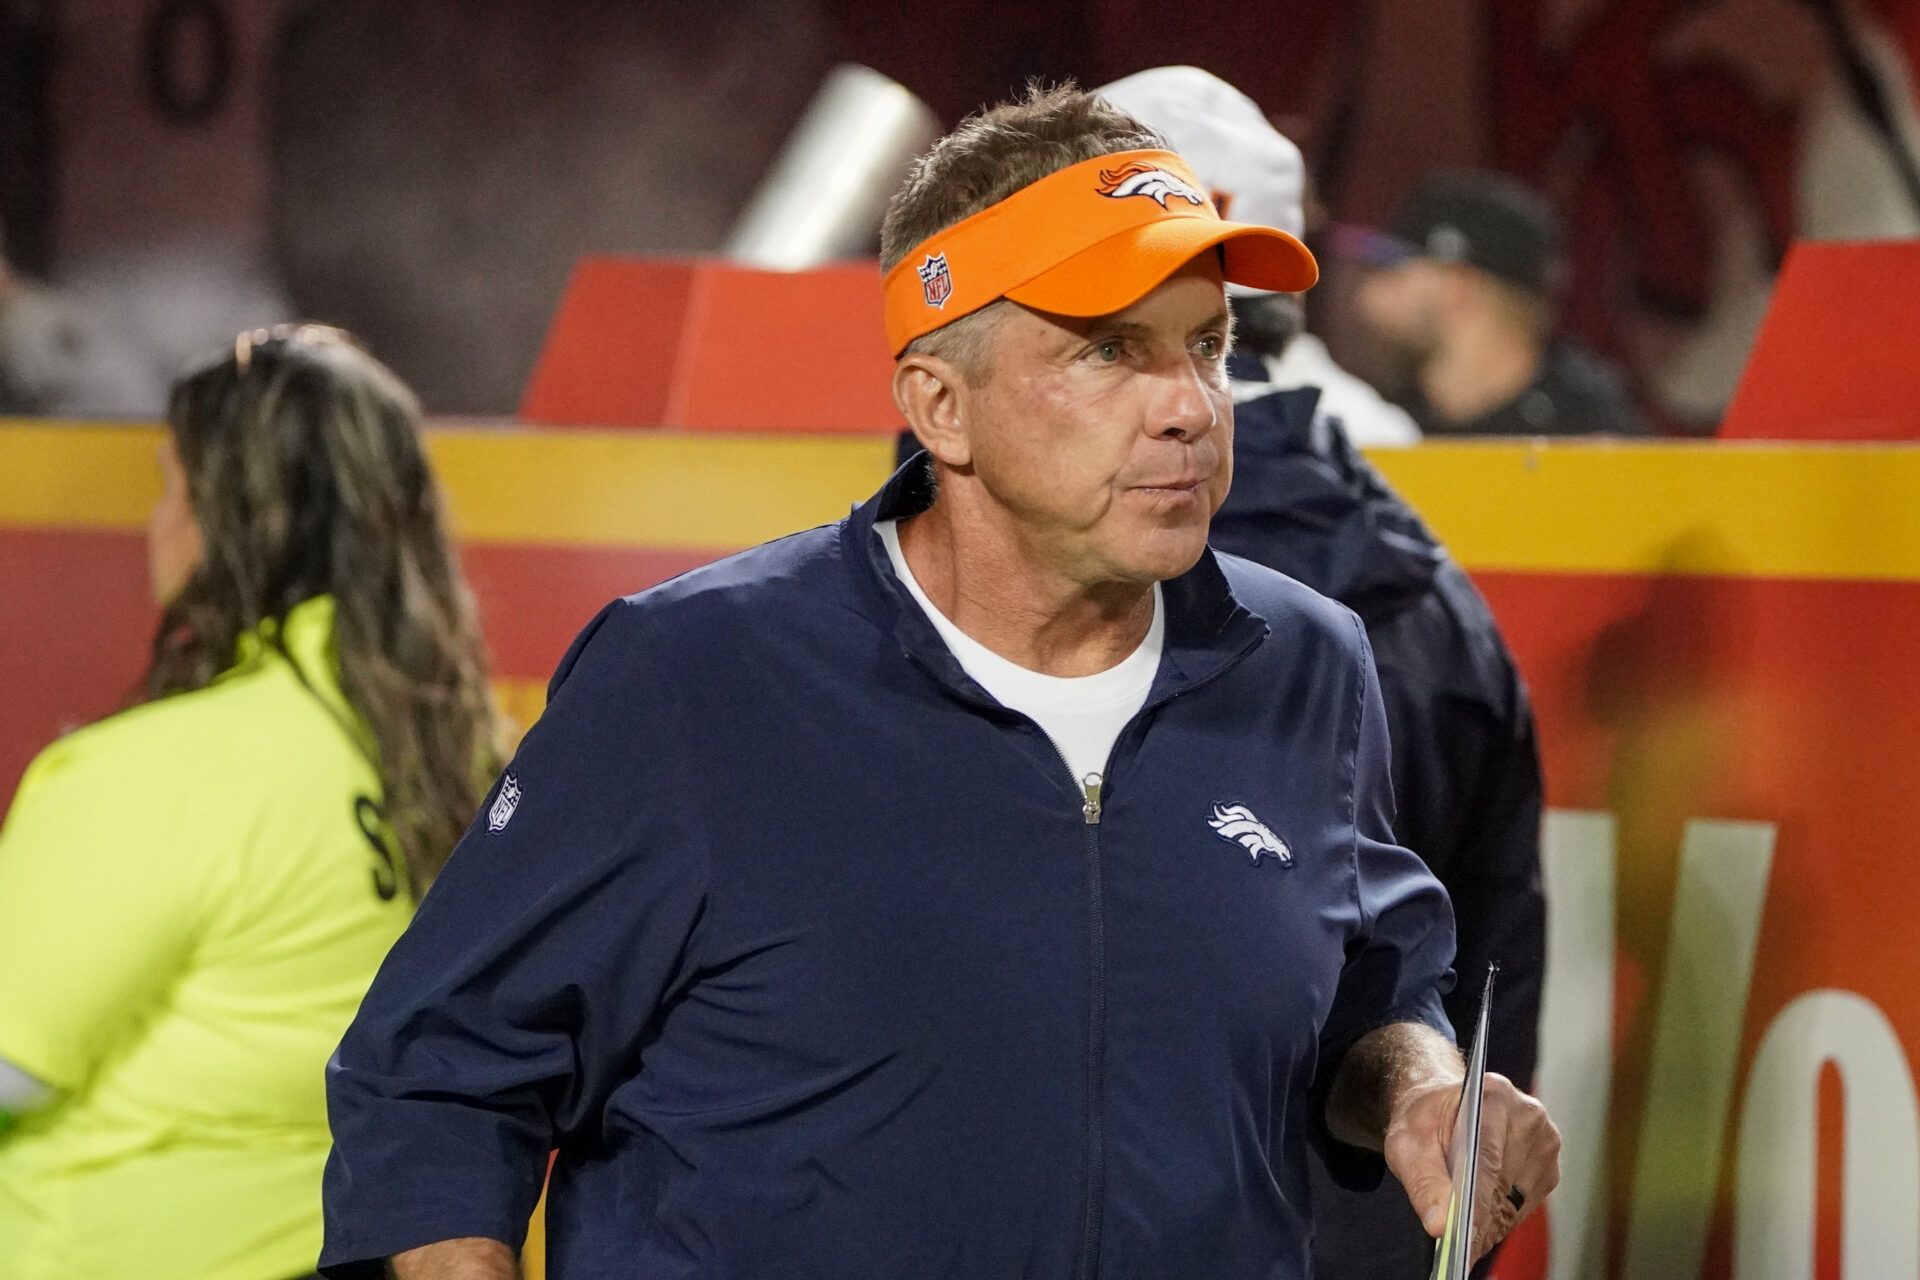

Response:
(841, 457), (1270, 710)
(231, 595), (341, 693)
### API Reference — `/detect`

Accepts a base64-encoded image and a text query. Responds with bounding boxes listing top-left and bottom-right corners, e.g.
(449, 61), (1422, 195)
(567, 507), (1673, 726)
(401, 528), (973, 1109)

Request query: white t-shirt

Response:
(876, 520), (1163, 785)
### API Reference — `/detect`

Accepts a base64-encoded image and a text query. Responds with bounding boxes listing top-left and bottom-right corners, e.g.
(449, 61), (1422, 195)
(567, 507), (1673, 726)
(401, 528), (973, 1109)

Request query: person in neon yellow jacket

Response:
(0, 325), (501, 1280)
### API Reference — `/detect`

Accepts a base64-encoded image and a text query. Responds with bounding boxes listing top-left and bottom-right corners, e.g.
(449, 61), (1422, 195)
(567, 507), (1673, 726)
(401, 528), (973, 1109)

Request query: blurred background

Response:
(2, 0), (1917, 424)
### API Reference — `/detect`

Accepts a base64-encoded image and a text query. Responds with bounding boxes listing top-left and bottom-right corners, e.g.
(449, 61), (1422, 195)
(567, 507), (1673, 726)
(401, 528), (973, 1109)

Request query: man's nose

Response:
(1148, 360), (1219, 443)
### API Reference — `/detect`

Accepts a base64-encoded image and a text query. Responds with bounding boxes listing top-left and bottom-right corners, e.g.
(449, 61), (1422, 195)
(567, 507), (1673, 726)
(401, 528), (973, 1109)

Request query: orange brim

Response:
(883, 149), (1321, 355)
(1005, 218), (1318, 318)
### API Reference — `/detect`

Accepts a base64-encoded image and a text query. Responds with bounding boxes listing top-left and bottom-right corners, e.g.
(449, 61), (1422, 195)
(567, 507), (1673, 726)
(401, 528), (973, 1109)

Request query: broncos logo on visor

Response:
(1207, 802), (1293, 866)
(1096, 160), (1207, 209)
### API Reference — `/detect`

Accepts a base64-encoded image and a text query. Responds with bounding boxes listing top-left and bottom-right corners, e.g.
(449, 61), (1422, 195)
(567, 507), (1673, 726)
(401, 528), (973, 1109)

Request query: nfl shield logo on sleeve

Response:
(917, 253), (953, 309)
(487, 773), (521, 833)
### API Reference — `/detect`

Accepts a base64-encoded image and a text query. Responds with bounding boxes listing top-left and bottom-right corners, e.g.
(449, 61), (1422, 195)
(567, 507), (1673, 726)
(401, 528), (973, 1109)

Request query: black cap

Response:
(1384, 169), (1564, 295)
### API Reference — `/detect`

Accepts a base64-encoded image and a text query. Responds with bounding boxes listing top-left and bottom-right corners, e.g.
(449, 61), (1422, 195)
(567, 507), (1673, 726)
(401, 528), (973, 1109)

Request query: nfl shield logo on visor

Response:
(917, 252), (953, 309)
(487, 773), (521, 834)
(1207, 802), (1293, 866)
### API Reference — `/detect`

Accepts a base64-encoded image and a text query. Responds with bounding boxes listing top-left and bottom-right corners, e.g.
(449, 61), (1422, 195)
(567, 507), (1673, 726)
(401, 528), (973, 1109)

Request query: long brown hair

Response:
(145, 324), (500, 894)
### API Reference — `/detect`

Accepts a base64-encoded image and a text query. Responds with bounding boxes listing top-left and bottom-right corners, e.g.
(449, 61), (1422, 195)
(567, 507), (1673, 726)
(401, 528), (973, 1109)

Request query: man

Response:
(1350, 169), (1647, 436)
(320, 85), (1559, 1280)
(1100, 68), (1549, 1279)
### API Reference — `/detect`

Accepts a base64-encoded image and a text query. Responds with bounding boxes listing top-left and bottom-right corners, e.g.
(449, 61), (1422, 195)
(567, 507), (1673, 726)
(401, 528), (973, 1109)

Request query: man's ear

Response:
(892, 352), (974, 469)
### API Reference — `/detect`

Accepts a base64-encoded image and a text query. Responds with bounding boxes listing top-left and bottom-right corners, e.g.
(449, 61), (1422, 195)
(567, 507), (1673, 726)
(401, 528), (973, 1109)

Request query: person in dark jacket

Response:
(320, 84), (1560, 1280)
(1211, 374), (1548, 1277)
(1212, 376), (1546, 1079)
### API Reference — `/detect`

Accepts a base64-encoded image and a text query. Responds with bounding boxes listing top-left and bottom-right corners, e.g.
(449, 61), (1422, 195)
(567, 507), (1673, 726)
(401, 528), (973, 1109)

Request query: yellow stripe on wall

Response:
(1368, 440), (1920, 581)
(5, 420), (1920, 582)
(1, 422), (167, 528)
(0, 421), (894, 552)
(426, 428), (895, 549)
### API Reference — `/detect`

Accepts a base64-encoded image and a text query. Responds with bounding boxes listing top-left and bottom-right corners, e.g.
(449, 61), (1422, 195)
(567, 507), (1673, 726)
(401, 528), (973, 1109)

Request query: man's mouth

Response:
(1131, 477), (1203, 495)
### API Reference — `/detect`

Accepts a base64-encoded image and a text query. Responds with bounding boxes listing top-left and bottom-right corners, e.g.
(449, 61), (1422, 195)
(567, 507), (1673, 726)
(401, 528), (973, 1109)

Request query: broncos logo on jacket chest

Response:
(1207, 802), (1294, 866)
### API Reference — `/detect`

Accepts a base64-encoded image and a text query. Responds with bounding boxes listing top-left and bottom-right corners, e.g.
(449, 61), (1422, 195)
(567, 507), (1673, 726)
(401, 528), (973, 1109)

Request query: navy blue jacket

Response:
(319, 464), (1456, 1280)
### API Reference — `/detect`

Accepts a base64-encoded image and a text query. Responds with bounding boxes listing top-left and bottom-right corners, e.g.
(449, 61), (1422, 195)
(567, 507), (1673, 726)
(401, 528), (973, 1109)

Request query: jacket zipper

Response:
(1030, 722), (1109, 1280)
(1075, 768), (1106, 1280)
(1030, 635), (1265, 1280)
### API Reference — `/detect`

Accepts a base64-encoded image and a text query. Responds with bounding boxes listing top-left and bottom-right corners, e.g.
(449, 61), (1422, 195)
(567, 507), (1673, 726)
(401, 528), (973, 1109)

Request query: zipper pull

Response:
(1082, 773), (1104, 825)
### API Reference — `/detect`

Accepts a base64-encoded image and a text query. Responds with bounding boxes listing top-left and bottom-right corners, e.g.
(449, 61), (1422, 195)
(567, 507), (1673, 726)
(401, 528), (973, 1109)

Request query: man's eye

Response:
(1096, 341), (1123, 363)
(1195, 336), (1223, 360)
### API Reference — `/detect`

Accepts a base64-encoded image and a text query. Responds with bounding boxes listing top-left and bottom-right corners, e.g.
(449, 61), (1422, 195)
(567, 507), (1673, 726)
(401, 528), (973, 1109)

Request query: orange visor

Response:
(882, 148), (1318, 357)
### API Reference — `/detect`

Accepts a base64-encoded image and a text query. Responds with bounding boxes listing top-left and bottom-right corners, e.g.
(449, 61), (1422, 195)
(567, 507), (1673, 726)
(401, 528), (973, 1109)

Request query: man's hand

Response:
(1326, 1022), (1561, 1264)
(390, 1237), (520, 1280)
(1386, 1069), (1561, 1262)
